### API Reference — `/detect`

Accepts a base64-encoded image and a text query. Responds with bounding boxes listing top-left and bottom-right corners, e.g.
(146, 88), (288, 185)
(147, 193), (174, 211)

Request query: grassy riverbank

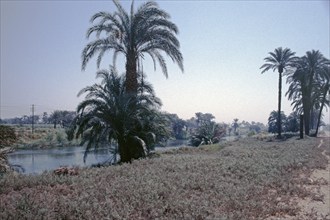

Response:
(0, 137), (329, 219)
(3, 125), (79, 149)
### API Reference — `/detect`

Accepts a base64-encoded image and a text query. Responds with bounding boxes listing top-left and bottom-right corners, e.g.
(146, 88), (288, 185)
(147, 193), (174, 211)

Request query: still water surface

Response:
(8, 146), (112, 174)
(8, 141), (187, 174)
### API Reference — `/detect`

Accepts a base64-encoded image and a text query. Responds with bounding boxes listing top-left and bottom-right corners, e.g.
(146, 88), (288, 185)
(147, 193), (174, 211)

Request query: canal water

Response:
(8, 140), (188, 174)
(7, 146), (113, 174)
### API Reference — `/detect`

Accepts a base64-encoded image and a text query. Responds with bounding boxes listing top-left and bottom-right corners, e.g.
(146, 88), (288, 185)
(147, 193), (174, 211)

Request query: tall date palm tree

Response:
(82, 0), (184, 94)
(260, 47), (297, 138)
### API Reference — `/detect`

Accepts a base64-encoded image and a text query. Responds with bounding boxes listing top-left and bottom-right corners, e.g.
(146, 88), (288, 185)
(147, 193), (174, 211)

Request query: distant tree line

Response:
(0, 110), (76, 129)
(164, 113), (267, 147)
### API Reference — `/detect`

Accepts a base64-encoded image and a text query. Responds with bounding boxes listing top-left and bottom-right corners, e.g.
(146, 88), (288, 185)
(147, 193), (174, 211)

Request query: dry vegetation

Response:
(3, 125), (79, 149)
(0, 125), (17, 148)
(0, 137), (329, 219)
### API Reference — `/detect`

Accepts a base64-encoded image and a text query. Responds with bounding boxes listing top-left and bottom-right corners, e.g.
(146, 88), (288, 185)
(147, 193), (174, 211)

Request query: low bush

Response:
(0, 125), (17, 148)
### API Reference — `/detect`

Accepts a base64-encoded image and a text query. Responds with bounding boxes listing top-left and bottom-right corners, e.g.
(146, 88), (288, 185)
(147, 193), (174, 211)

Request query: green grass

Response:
(0, 137), (328, 219)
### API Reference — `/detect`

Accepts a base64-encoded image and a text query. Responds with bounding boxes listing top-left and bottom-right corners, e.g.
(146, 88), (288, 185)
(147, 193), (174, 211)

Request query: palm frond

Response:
(81, 38), (124, 70)
(140, 39), (183, 71)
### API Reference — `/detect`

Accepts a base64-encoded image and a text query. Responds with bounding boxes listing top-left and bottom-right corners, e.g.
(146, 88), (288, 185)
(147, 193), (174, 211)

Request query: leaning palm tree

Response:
(82, 0), (183, 94)
(260, 47), (297, 138)
(69, 66), (169, 163)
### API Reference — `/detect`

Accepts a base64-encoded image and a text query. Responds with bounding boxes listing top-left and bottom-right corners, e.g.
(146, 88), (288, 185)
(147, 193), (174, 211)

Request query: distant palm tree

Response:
(267, 110), (287, 134)
(285, 111), (300, 133)
(260, 47), (297, 138)
(70, 66), (168, 163)
(232, 118), (239, 134)
(82, 0), (183, 94)
(286, 50), (329, 136)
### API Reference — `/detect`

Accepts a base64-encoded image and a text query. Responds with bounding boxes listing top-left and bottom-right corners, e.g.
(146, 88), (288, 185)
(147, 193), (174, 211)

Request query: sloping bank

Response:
(0, 148), (14, 174)
(0, 137), (328, 219)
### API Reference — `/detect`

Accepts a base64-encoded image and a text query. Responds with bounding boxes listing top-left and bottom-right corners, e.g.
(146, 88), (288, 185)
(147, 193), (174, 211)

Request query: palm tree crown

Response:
(82, 0), (184, 94)
(260, 47), (297, 74)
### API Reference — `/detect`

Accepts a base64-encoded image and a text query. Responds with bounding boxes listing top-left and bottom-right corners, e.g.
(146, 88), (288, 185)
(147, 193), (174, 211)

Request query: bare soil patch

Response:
(292, 138), (330, 220)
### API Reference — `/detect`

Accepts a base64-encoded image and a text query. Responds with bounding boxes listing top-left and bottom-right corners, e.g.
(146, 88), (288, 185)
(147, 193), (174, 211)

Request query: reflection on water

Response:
(8, 146), (112, 174)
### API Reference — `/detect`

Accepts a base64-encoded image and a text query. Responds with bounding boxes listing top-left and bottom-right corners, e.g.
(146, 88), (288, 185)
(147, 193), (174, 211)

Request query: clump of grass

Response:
(0, 137), (328, 219)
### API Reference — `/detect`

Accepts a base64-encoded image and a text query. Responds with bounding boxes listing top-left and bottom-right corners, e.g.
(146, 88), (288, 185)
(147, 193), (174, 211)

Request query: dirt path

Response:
(295, 138), (330, 219)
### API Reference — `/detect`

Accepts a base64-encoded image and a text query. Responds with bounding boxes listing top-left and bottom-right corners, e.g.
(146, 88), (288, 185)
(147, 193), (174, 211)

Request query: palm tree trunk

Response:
(118, 138), (130, 163)
(125, 52), (138, 95)
(314, 85), (329, 137)
(314, 104), (324, 137)
(304, 70), (315, 136)
(310, 109), (316, 130)
(303, 101), (311, 136)
(277, 71), (282, 138)
(302, 99), (310, 136)
(300, 84), (310, 136)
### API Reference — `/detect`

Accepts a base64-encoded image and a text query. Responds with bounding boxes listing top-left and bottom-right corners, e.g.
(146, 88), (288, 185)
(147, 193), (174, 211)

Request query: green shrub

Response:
(55, 131), (67, 146)
(247, 130), (256, 137)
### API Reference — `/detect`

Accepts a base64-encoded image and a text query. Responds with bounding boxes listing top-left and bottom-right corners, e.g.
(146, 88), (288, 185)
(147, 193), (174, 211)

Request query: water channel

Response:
(7, 140), (188, 174)
(7, 146), (112, 174)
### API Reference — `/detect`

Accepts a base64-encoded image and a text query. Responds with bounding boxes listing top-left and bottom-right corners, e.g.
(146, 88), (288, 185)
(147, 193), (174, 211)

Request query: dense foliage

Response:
(165, 113), (187, 140)
(189, 113), (226, 146)
(286, 50), (330, 136)
(69, 67), (169, 163)
(48, 111), (76, 129)
(268, 111), (300, 134)
(0, 138), (328, 219)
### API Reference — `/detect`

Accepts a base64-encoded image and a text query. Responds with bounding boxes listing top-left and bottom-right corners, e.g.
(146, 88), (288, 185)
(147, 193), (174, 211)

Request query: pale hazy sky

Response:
(1, 0), (329, 124)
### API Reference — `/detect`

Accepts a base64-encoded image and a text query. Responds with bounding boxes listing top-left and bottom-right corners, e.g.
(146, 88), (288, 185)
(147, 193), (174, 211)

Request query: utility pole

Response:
(32, 104), (35, 136)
